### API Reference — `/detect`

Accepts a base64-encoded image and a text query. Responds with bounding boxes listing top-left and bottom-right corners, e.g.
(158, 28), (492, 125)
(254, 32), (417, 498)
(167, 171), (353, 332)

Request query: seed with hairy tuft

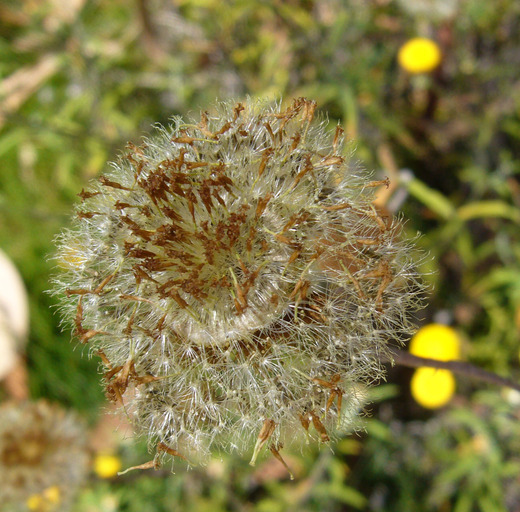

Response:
(52, 98), (424, 472)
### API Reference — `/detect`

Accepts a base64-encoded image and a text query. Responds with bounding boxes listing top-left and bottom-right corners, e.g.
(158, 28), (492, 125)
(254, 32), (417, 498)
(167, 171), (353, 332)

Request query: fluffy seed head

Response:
(53, 98), (423, 467)
(0, 400), (89, 510)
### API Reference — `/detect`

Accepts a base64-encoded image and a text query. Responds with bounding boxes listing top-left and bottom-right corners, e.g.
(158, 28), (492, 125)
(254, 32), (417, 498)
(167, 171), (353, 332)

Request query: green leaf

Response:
(406, 178), (455, 220)
(457, 200), (520, 223)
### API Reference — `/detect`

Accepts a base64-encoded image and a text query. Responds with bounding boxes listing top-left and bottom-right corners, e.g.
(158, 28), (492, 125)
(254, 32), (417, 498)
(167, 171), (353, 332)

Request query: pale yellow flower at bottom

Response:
(26, 486), (61, 511)
(26, 494), (43, 511)
(411, 367), (455, 409)
(94, 454), (122, 479)
(43, 486), (61, 504)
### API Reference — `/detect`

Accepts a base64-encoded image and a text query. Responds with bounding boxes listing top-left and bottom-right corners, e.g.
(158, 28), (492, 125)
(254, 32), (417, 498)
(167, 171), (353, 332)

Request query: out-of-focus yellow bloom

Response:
(27, 494), (43, 511)
(94, 454), (122, 479)
(42, 486), (61, 504)
(398, 37), (442, 74)
(410, 323), (460, 361)
(411, 367), (455, 409)
(26, 487), (61, 511)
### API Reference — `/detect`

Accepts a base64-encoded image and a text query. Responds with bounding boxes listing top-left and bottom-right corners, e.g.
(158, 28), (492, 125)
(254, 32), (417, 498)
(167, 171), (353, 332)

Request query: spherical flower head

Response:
(93, 453), (122, 479)
(27, 486), (61, 511)
(409, 323), (460, 361)
(411, 367), (455, 409)
(53, 98), (424, 469)
(398, 37), (442, 74)
(0, 401), (89, 510)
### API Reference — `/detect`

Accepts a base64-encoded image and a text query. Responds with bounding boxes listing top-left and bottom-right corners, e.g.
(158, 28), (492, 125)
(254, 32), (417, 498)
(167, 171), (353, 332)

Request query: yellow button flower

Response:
(411, 367), (455, 409)
(94, 453), (122, 478)
(409, 323), (460, 361)
(26, 487), (61, 511)
(398, 37), (442, 74)
(42, 486), (61, 504)
(27, 494), (43, 511)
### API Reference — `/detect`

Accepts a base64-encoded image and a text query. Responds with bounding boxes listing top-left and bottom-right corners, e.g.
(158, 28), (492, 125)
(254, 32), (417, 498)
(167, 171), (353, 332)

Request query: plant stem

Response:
(387, 347), (520, 393)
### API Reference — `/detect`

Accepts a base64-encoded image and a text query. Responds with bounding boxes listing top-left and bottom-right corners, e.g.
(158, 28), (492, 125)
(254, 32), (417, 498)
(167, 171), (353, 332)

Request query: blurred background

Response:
(1, 0), (520, 510)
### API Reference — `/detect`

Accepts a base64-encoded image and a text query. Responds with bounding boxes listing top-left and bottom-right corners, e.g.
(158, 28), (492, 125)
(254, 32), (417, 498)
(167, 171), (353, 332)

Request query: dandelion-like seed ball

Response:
(0, 400), (89, 510)
(53, 98), (423, 471)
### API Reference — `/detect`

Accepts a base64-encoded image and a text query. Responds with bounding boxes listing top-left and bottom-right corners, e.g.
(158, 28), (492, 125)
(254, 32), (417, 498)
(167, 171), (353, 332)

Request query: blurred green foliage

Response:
(360, 390), (520, 512)
(1, 0), (520, 510)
